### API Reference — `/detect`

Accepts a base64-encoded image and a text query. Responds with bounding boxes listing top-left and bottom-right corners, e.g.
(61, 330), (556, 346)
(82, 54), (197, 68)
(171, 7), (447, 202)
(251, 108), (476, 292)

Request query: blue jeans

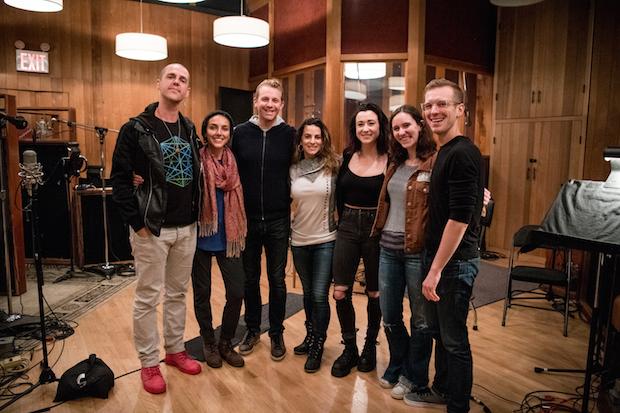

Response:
(291, 241), (335, 337)
(415, 252), (479, 413)
(378, 247), (431, 385)
(242, 216), (290, 336)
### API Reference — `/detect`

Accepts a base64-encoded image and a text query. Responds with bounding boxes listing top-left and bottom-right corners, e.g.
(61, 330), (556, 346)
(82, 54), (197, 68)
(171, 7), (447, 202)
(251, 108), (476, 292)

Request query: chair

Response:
(501, 225), (573, 337)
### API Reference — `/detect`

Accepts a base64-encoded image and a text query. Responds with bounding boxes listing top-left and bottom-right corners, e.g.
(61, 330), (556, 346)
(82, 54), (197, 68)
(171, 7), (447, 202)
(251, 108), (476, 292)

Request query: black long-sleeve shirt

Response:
(425, 136), (483, 260)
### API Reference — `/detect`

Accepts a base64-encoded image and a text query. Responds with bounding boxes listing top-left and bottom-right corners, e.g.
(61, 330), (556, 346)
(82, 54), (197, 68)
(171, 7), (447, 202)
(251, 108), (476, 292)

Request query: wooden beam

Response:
(406, 0), (426, 105)
(324, 0), (344, 152)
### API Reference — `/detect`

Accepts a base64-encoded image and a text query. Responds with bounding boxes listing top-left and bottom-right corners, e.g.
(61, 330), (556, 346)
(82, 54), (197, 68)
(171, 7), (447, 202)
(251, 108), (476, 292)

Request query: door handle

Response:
(526, 167), (531, 180)
(531, 91), (535, 103)
(537, 90), (541, 103)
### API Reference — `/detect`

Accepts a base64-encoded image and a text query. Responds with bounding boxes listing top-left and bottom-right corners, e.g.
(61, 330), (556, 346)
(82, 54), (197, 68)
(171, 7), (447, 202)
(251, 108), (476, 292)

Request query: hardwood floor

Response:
(4, 261), (592, 412)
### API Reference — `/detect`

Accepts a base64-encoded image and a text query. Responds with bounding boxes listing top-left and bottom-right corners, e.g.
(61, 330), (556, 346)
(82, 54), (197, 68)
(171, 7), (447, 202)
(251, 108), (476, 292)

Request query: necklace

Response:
(159, 116), (181, 153)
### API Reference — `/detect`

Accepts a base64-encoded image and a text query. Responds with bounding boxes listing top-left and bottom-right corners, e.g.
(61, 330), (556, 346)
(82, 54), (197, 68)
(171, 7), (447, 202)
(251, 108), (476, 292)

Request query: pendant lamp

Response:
(115, 0), (168, 61)
(490, 0), (544, 6)
(344, 63), (386, 80)
(4, 0), (62, 12)
(344, 80), (367, 101)
(213, 0), (269, 48)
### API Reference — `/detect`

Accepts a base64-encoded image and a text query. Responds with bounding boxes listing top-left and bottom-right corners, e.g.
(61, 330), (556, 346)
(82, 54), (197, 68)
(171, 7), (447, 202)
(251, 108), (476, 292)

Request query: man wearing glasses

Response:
(404, 79), (483, 413)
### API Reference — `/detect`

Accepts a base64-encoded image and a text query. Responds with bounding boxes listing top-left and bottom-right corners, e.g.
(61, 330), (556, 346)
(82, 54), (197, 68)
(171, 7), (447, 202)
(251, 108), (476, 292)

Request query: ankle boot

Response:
(331, 338), (359, 378)
(304, 335), (325, 373)
(294, 321), (313, 355)
(357, 338), (377, 372)
(203, 340), (222, 368)
(219, 339), (244, 368)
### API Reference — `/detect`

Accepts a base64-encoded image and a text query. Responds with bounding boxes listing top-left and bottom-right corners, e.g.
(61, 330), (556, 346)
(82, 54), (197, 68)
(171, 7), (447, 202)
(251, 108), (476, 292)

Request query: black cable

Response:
(474, 383), (522, 405)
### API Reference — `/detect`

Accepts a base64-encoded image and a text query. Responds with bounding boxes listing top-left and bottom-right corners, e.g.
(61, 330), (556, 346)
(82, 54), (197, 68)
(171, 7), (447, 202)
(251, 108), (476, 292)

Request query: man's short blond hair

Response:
(254, 78), (283, 99)
(424, 78), (463, 104)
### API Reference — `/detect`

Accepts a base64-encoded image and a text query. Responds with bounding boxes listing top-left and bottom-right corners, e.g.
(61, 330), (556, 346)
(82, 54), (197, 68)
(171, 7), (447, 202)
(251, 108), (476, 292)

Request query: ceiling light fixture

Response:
(389, 94), (405, 111)
(603, 147), (620, 189)
(344, 62), (386, 80)
(344, 80), (367, 101)
(115, 0), (168, 61)
(4, 0), (63, 12)
(388, 76), (405, 91)
(213, 0), (269, 48)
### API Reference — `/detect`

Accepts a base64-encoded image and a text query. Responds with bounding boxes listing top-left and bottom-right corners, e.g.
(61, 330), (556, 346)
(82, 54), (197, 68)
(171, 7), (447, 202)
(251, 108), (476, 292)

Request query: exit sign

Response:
(16, 50), (49, 74)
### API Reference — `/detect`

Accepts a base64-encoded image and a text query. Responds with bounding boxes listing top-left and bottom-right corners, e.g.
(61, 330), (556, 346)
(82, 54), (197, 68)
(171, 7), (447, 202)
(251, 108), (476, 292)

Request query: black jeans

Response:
(412, 251), (479, 413)
(332, 207), (381, 340)
(242, 217), (290, 336)
(192, 249), (245, 343)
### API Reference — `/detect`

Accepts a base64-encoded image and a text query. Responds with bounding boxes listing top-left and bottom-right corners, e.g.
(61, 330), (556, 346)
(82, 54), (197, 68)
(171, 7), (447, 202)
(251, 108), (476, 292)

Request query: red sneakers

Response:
(141, 366), (166, 394)
(164, 351), (202, 375)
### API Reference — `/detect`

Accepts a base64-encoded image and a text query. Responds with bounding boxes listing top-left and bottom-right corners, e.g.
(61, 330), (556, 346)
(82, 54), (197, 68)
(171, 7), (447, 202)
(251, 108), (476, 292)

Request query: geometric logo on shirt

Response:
(160, 135), (193, 188)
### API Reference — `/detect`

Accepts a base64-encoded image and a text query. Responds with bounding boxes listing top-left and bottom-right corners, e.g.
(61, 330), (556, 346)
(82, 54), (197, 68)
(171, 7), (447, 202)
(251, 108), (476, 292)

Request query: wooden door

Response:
(531, 0), (589, 118)
(488, 122), (535, 250)
(528, 120), (579, 224)
(494, 6), (537, 120)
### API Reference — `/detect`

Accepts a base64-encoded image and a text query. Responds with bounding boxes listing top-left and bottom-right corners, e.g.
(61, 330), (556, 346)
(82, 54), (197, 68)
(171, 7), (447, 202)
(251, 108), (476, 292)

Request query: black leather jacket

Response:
(111, 102), (201, 237)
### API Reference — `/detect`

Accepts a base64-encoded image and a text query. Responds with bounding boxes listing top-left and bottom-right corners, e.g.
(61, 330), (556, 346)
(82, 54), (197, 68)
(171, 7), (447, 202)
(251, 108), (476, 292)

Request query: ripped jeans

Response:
(378, 247), (431, 385)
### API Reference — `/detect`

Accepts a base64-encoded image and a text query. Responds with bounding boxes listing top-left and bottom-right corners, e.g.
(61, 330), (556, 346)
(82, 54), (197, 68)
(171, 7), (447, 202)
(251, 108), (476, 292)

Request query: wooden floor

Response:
(4, 259), (593, 413)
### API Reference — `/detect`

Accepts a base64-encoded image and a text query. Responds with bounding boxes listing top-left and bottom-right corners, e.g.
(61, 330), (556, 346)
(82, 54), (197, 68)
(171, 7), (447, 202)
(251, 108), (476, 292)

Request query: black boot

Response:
(304, 335), (325, 373)
(358, 296), (380, 372)
(357, 338), (377, 372)
(294, 321), (313, 355)
(331, 338), (359, 378)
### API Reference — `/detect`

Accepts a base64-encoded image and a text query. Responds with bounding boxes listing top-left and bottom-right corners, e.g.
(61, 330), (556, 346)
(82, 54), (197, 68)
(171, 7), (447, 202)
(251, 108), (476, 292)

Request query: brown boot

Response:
(219, 339), (245, 368)
(203, 341), (222, 368)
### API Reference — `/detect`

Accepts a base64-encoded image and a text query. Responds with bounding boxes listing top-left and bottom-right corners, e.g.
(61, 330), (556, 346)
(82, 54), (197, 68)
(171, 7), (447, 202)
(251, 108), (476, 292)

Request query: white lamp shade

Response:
(388, 76), (405, 91)
(4, 0), (62, 12)
(389, 94), (405, 111)
(344, 81), (367, 101)
(490, 0), (544, 6)
(213, 16), (269, 48)
(115, 32), (168, 61)
(344, 62), (386, 80)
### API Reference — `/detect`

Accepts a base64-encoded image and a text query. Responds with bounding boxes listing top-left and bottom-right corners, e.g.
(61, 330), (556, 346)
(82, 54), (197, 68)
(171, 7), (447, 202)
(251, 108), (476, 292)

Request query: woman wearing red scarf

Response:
(192, 110), (247, 369)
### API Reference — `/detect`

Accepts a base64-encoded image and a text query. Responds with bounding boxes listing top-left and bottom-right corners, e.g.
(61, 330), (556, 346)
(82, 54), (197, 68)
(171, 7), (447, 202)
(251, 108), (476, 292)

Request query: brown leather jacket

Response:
(371, 153), (436, 254)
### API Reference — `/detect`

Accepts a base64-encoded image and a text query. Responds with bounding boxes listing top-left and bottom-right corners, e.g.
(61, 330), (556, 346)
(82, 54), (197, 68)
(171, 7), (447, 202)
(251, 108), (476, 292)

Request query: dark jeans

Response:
(413, 251), (479, 413)
(332, 207), (381, 340)
(291, 241), (335, 337)
(192, 249), (245, 343)
(242, 217), (290, 336)
(378, 247), (431, 385)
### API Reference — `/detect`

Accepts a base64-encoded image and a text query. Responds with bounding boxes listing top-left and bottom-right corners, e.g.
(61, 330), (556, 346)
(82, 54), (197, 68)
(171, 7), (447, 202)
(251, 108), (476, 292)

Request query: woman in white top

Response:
(290, 118), (340, 373)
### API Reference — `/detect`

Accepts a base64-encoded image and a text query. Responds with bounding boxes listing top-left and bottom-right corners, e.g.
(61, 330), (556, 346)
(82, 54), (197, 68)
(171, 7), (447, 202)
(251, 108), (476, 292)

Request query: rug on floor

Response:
(185, 292), (304, 361)
(472, 260), (538, 308)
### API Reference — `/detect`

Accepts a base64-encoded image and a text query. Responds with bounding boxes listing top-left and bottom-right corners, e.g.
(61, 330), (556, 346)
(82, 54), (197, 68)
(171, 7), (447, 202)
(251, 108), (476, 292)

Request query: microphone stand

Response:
(53, 119), (119, 279)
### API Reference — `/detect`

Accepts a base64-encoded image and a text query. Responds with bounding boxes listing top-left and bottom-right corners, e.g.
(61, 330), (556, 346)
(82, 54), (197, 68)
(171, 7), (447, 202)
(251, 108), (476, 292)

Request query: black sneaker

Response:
(403, 387), (448, 408)
(239, 330), (260, 355)
(270, 334), (287, 361)
(331, 345), (359, 378)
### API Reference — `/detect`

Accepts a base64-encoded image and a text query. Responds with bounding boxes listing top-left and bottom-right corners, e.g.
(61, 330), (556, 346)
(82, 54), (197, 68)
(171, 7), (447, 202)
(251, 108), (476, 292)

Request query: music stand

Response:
(54, 142), (88, 283)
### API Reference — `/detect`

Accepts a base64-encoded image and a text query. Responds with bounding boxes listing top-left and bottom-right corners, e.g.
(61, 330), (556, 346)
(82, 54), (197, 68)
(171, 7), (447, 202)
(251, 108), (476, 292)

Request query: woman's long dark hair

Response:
(389, 105), (436, 165)
(345, 102), (389, 156)
(292, 118), (339, 174)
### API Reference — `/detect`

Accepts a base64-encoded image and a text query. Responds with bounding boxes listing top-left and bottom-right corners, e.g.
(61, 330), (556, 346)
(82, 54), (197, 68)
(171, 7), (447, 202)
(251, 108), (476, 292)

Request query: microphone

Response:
(18, 150), (44, 197)
(0, 112), (28, 130)
(50, 117), (75, 128)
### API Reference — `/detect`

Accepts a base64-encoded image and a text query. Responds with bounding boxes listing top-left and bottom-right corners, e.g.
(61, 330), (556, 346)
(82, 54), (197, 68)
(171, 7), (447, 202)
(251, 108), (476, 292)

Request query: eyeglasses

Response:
(420, 100), (461, 112)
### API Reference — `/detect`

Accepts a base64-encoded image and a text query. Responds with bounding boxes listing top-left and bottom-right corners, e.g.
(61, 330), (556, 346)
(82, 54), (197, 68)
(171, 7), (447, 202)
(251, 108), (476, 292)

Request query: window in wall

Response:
(343, 61), (406, 130)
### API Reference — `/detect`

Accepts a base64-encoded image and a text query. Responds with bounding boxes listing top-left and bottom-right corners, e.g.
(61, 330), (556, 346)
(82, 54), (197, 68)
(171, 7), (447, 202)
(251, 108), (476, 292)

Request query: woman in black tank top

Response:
(330, 102), (389, 378)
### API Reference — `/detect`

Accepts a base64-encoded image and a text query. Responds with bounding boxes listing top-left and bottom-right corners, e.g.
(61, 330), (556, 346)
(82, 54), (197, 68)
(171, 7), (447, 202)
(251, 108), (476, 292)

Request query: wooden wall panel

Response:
(273, 0), (326, 72)
(341, 0), (408, 54)
(0, 0), (249, 175)
(584, 0), (620, 181)
(249, 5), (269, 78)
